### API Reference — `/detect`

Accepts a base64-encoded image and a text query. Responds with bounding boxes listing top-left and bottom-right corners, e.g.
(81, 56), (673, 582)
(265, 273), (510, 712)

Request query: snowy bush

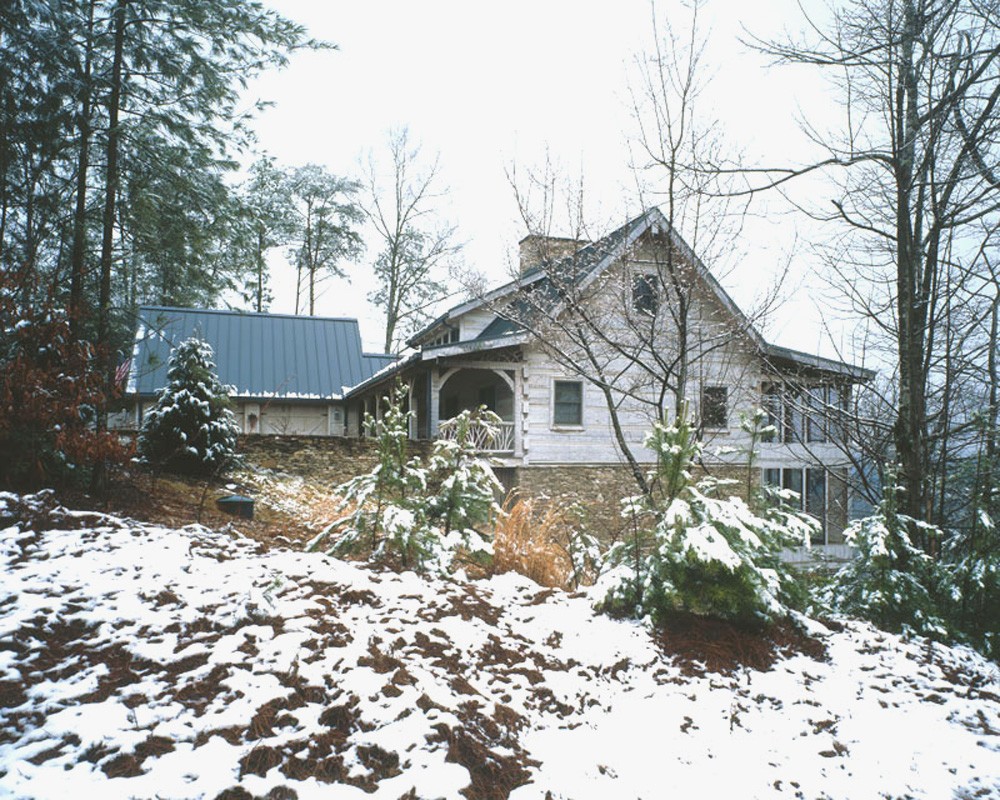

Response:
(597, 413), (813, 626)
(138, 336), (240, 476)
(819, 469), (947, 639)
(941, 509), (1000, 659)
(309, 387), (498, 572)
(425, 408), (503, 559)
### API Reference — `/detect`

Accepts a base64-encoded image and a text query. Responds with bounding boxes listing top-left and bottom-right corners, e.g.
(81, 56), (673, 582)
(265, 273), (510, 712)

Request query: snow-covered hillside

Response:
(1, 493), (998, 799)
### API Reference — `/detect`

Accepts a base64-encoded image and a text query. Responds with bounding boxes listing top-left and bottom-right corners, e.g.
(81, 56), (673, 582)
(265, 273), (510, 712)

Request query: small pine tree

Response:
(426, 408), (503, 558)
(820, 467), (946, 639)
(138, 336), (240, 476)
(941, 507), (1000, 659)
(598, 412), (813, 626)
(309, 388), (499, 572)
(309, 384), (436, 569)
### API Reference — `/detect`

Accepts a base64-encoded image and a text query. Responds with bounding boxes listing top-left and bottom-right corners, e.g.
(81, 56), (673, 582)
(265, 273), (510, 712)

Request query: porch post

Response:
(513, 366), (524, 457)
(429, 368), (442, 438)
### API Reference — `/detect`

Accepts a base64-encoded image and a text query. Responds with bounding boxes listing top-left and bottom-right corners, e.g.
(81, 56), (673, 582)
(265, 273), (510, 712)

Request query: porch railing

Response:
(437, 418), (515, 452)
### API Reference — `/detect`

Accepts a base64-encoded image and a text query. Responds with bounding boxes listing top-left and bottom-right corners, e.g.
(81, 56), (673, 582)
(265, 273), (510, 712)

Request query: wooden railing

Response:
(437, 418), (515, 452)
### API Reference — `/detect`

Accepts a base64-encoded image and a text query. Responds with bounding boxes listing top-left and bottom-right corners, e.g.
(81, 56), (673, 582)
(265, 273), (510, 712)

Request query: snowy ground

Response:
(1, 493), (998, 800)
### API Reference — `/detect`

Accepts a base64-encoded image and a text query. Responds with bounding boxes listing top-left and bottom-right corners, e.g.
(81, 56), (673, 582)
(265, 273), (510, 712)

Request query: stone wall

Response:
(238, 435), (432, 488)
(510, 463), (755, 542)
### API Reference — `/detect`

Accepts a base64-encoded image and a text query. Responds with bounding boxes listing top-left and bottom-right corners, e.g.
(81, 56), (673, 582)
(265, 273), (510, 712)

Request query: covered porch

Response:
(353, 358), (524, 457)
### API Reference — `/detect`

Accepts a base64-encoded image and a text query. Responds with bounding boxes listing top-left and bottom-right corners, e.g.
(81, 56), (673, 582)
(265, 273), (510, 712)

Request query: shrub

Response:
(820, 468), (947, 639)
(309, 388), (498, 573)
(597, 413), (813, 627)
(0, 267), (129, 489)
(138, 336), (240, 476)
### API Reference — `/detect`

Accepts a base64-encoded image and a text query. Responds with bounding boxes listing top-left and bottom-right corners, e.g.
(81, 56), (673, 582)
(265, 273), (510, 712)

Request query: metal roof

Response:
(129, 306), (397, 400)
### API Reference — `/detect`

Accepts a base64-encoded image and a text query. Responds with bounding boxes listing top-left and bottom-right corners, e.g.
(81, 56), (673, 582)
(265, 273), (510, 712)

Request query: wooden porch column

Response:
(429, 368), (443, 438)
(513, 366), (524, 457)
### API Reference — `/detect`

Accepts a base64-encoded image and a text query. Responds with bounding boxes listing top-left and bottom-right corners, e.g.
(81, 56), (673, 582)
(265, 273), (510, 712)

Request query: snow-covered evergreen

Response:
(138, 336), (240, 476)
(308, 389), (497, 571)
(599, 413), (814, 625)
(820, 469), (947, 639)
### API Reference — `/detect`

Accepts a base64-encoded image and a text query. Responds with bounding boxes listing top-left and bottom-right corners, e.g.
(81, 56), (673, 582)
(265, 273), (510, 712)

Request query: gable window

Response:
(701, 385), (728, 429)
(632, 274), (658, 315)
(552, 380), (583, 427)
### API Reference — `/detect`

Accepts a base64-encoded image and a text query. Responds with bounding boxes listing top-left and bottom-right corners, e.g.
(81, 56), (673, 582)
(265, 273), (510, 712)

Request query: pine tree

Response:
(599, 413), (814, 626)
(821, 467), (947, 639)
(138, 337), (240, 476)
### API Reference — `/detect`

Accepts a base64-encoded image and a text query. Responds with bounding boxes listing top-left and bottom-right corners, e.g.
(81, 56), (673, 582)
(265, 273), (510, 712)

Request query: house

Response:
(345, 208), (874, 550)
(126, 306), (396, 436)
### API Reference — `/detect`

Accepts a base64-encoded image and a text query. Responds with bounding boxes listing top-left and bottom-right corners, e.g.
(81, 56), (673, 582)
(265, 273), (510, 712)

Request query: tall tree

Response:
(232, 156), (296, 313)
(286, 164), (363, 316)
(363, 128), (460, 353)
(748, 0), (1000, 524)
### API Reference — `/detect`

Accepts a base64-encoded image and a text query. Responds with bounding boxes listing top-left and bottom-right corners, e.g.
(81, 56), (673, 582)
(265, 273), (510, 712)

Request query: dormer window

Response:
(429, 328), (460, 347)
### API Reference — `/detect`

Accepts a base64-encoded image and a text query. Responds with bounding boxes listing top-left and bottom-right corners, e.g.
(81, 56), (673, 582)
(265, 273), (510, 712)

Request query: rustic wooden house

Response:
(345, 208), (873, 551)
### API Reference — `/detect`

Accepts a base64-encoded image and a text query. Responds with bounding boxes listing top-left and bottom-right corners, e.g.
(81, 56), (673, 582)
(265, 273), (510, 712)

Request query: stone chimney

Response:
(518, 235), (588, 276)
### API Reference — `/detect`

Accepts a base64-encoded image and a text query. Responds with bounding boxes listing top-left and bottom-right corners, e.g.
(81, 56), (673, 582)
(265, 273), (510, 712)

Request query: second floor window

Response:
(553, 379), (583, 426)
(763, 382), (846, 443)
(701, 385), (728, 428)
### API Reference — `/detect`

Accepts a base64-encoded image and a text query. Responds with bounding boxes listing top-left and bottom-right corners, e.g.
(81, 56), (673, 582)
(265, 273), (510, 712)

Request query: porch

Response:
(354, 361), (524, 457)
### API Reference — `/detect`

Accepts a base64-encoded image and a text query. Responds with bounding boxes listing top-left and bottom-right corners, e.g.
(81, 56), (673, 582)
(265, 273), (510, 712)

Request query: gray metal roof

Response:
(128, 306), (397, 400)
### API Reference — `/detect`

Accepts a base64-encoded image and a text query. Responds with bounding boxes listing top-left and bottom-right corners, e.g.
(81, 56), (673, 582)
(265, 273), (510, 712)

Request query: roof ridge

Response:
(138, 305), (361, 324)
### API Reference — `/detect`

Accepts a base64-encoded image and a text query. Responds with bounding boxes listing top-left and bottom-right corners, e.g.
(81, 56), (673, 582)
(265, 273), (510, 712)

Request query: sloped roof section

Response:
(412, 207), (872, 382)
(129, 306), (396, 400)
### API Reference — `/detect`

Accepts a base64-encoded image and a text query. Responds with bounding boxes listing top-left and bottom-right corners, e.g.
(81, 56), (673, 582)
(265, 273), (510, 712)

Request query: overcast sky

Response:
(246, 0), (850, 356)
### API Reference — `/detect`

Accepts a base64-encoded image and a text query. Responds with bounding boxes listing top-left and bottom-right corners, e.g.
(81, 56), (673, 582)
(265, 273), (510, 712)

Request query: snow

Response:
(1, 494), (998, 799)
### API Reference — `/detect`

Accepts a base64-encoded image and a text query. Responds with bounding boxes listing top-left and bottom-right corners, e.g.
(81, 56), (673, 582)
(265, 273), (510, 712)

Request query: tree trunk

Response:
(69, 0), (95, 339)
(91, 0), (127, 493)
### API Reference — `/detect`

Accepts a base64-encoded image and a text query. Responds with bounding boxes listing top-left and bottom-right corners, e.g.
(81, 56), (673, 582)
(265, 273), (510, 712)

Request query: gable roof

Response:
(128, 306), (397, 400)
(411, 208), (873, 381)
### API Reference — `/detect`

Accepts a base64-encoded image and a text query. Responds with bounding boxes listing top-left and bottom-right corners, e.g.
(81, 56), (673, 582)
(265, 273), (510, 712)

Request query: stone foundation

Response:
(509, 463), (755, 542)
(238, 435), (432, 488)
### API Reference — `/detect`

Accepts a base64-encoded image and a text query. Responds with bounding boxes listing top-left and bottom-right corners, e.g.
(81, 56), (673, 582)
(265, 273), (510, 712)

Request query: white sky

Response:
(246, 0), (853, 357)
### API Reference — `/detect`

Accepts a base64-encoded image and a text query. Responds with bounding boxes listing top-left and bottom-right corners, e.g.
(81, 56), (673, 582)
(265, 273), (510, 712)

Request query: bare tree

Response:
(738, 0), (1000, 524)
(493, 4), (772, 498)
(363, 128), (461, 353)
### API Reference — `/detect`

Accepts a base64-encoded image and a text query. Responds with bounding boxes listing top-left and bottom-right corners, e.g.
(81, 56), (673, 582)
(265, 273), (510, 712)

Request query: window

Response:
(429, 328), (460, 347)
(553, 380), (583, 426)
(763, 467), (829, 545)
(807, 386), (827, 443)
(762, 381), (845, 444)
(806, 468), (827, 544)
(762, 383), (781, 443)
(632, 274), (658, 315)
(701, 386), (728, 428)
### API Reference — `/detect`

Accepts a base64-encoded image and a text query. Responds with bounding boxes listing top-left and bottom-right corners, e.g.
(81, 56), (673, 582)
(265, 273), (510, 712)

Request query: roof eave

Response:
(763, 343), (875, 381)
(419, 333), (529, 360)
